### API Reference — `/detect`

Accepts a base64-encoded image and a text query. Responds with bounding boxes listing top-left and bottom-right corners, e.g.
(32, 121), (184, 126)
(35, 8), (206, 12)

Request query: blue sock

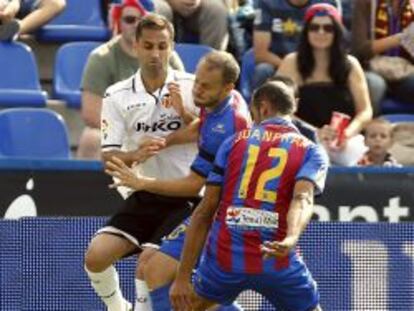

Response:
(216, 302), (243, 311)
(150, 284), (171, 311)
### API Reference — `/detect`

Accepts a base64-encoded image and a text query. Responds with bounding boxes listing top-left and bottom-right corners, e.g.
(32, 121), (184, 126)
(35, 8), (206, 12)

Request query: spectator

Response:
(252, 0), (340, 89)
(358, 118), (401, 167)
(277, 3), (373, 166)
(0, 0), (66, 40)
(351, 0), (414, 112)
(78, 0), (184, 159)
(389, 122), (414, 166)
(152, 0), (229, 50)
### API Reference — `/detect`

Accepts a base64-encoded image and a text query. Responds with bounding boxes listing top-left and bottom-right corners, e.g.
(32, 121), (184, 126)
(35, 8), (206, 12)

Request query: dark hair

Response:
(135, 13), (174, 41)
(252, 81), (296, 115)
(199, 51), (240, 84)
(297, 16), (350, 85)
(268, 75), (298, 98)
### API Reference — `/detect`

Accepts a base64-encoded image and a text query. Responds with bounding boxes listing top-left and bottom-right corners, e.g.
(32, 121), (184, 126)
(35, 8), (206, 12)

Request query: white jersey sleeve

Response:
(101, 85), (127, 152)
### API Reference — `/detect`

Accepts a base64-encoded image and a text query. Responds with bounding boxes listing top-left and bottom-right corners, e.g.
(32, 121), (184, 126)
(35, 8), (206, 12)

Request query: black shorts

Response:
(99, 191), (197, 253)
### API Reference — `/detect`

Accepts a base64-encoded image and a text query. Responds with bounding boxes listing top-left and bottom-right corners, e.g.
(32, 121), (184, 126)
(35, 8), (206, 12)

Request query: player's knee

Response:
(144, 252), (177, 289)
(84, 243), (112, 272)
(136, 247), (157, 279)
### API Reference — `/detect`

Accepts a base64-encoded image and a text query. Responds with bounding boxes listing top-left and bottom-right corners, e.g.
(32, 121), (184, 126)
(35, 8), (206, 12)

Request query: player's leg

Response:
(134, 247), (157, 311)
(192, 259), (246, 311)
(253, 255), (320, 311)
(84, 233), (137, 311)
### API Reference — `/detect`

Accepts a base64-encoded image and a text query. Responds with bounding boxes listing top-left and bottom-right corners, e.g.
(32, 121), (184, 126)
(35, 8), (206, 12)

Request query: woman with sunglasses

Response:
(277, 3), (373, 166)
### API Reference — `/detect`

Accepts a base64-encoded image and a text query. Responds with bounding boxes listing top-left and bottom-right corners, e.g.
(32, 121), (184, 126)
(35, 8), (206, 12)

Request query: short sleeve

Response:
(254, 0), (272, 31)
(206, 135), (235, 186)
(295, 144), (329, 195)
(101, 91), (125, 151)
(81, 52), (112, 97)
(190, 148), (215, 178)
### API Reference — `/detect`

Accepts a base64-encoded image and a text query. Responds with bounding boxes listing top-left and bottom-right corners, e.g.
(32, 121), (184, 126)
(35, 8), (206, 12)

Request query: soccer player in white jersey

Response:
(84, 14), (199, 311)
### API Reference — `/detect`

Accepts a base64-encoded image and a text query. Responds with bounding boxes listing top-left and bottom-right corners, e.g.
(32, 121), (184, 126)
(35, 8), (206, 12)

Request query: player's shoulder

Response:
(230, 90), (251, 119)
(103, 74), (135, 98)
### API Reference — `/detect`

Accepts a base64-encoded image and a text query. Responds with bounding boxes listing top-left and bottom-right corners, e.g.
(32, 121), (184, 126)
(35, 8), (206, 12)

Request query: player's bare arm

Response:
(170, 185), (221, 311)
(261, 180), (315, 258)
(102, 136), (166, 167)
(165, 118), (200, 146)
(163, 81), (197, 125)
(106, 156), (205, 197)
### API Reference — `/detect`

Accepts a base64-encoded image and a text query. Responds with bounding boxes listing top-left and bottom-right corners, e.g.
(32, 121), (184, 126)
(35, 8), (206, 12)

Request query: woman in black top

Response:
(277, 3), (373, 165)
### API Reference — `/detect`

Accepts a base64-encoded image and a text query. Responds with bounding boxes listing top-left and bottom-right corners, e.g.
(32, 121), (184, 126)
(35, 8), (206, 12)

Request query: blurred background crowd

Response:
(0, 0), (413, 167)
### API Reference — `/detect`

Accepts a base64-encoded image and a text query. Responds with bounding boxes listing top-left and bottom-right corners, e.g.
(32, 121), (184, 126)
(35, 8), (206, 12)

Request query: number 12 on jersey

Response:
(238, 145), (288, 204)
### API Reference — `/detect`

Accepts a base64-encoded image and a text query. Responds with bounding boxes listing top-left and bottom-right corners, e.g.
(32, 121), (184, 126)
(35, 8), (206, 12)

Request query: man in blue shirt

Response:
(105, 50), (251, 310)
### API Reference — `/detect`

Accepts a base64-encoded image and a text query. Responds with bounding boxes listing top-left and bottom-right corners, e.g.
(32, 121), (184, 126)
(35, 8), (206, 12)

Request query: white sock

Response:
(134, 279), (153, 311)
(85, 265), (131, 311)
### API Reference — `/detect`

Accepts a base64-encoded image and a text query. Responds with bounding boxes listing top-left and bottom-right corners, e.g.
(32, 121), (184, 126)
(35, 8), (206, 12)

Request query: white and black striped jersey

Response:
(101, 68), (198, 182)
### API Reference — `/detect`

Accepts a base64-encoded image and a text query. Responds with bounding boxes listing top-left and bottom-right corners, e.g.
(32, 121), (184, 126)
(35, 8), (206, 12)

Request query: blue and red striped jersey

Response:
(190, 90), (251, 178)
(205, 117), (328, 274)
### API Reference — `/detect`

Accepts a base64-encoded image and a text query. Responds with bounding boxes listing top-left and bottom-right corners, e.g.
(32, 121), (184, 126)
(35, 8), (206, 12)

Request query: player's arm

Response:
(165, 118), (200, 146)
(163, 82), (198, 125)
(102, 136), (166, 168)
(105, 156), (205, 197)
(261, 180), (315, 258)
(170, 185), (221, 310)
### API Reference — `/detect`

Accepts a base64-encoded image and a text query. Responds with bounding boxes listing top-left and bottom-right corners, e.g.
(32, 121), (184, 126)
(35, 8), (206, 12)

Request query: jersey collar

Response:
(261, 116), (299, 132)
(208, 94), (232, 116)
(133, 67), (176, 94)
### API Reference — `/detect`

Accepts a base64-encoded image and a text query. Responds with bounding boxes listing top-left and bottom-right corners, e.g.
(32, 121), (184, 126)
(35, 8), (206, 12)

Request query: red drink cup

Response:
(330, 111), (351, 146)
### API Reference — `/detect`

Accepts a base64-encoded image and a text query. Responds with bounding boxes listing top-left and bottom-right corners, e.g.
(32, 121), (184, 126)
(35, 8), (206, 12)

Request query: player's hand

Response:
(260, 236), (298, 259)
(170, 277), (195, 311)
(162, 82), (186, 117)
(135, 136), (166, 163)
(105, 156), (150, 190)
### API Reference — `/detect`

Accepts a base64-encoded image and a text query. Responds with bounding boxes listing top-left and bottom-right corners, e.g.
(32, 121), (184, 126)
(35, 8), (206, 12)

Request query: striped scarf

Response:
(374, 0), (414, 59)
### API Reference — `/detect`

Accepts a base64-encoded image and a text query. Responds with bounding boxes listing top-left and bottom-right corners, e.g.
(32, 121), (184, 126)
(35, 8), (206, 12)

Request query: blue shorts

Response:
(159, 217), (191, 260)
(193, 254), (320, 311)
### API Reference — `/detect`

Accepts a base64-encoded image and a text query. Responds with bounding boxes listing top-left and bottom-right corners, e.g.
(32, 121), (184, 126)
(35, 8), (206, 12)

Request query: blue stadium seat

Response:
(239, 48), (254, 103)
(380, 113), (414, 123)
(0, 42), (47, 107)
(53, 42), (101, 109)
(0, 108), (70, 159)
(36, 0), (110, 42)
(174, 43), (214, 74)
(380, 97), (414, 114)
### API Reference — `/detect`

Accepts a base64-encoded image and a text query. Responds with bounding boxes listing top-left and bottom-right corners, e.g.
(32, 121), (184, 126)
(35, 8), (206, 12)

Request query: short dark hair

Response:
(268, 75), (298, 98)
(135, 13), (174, 41)
(199, 51), (240, 84)
(252, 81), (296, 115)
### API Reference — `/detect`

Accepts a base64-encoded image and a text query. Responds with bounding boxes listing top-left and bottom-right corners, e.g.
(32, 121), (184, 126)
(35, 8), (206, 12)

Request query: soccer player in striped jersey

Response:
(170, 80), (329, 311)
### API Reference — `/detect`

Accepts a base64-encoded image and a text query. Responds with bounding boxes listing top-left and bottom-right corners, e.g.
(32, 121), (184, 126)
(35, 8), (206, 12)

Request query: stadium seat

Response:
(174, 43), (214, 74)
(239, 48), (254, 103)
(380, 113), (414, 123)
(53, 42), (101, 109)
(0, 42), (47, 107)
(36, 0), (110, 42)
(0, 108), (70, 159)
(380, 97), (414, 114)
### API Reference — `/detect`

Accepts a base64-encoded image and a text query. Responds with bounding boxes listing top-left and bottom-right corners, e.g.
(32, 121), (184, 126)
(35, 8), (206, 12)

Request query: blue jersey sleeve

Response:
(206, 135), (235, 186)
(190, 148), (215, 178)
(295, 144), (329, 195)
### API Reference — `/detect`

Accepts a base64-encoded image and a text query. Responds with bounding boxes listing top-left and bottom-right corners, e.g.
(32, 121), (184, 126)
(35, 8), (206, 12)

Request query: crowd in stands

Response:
(0, 0), (413, 167)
